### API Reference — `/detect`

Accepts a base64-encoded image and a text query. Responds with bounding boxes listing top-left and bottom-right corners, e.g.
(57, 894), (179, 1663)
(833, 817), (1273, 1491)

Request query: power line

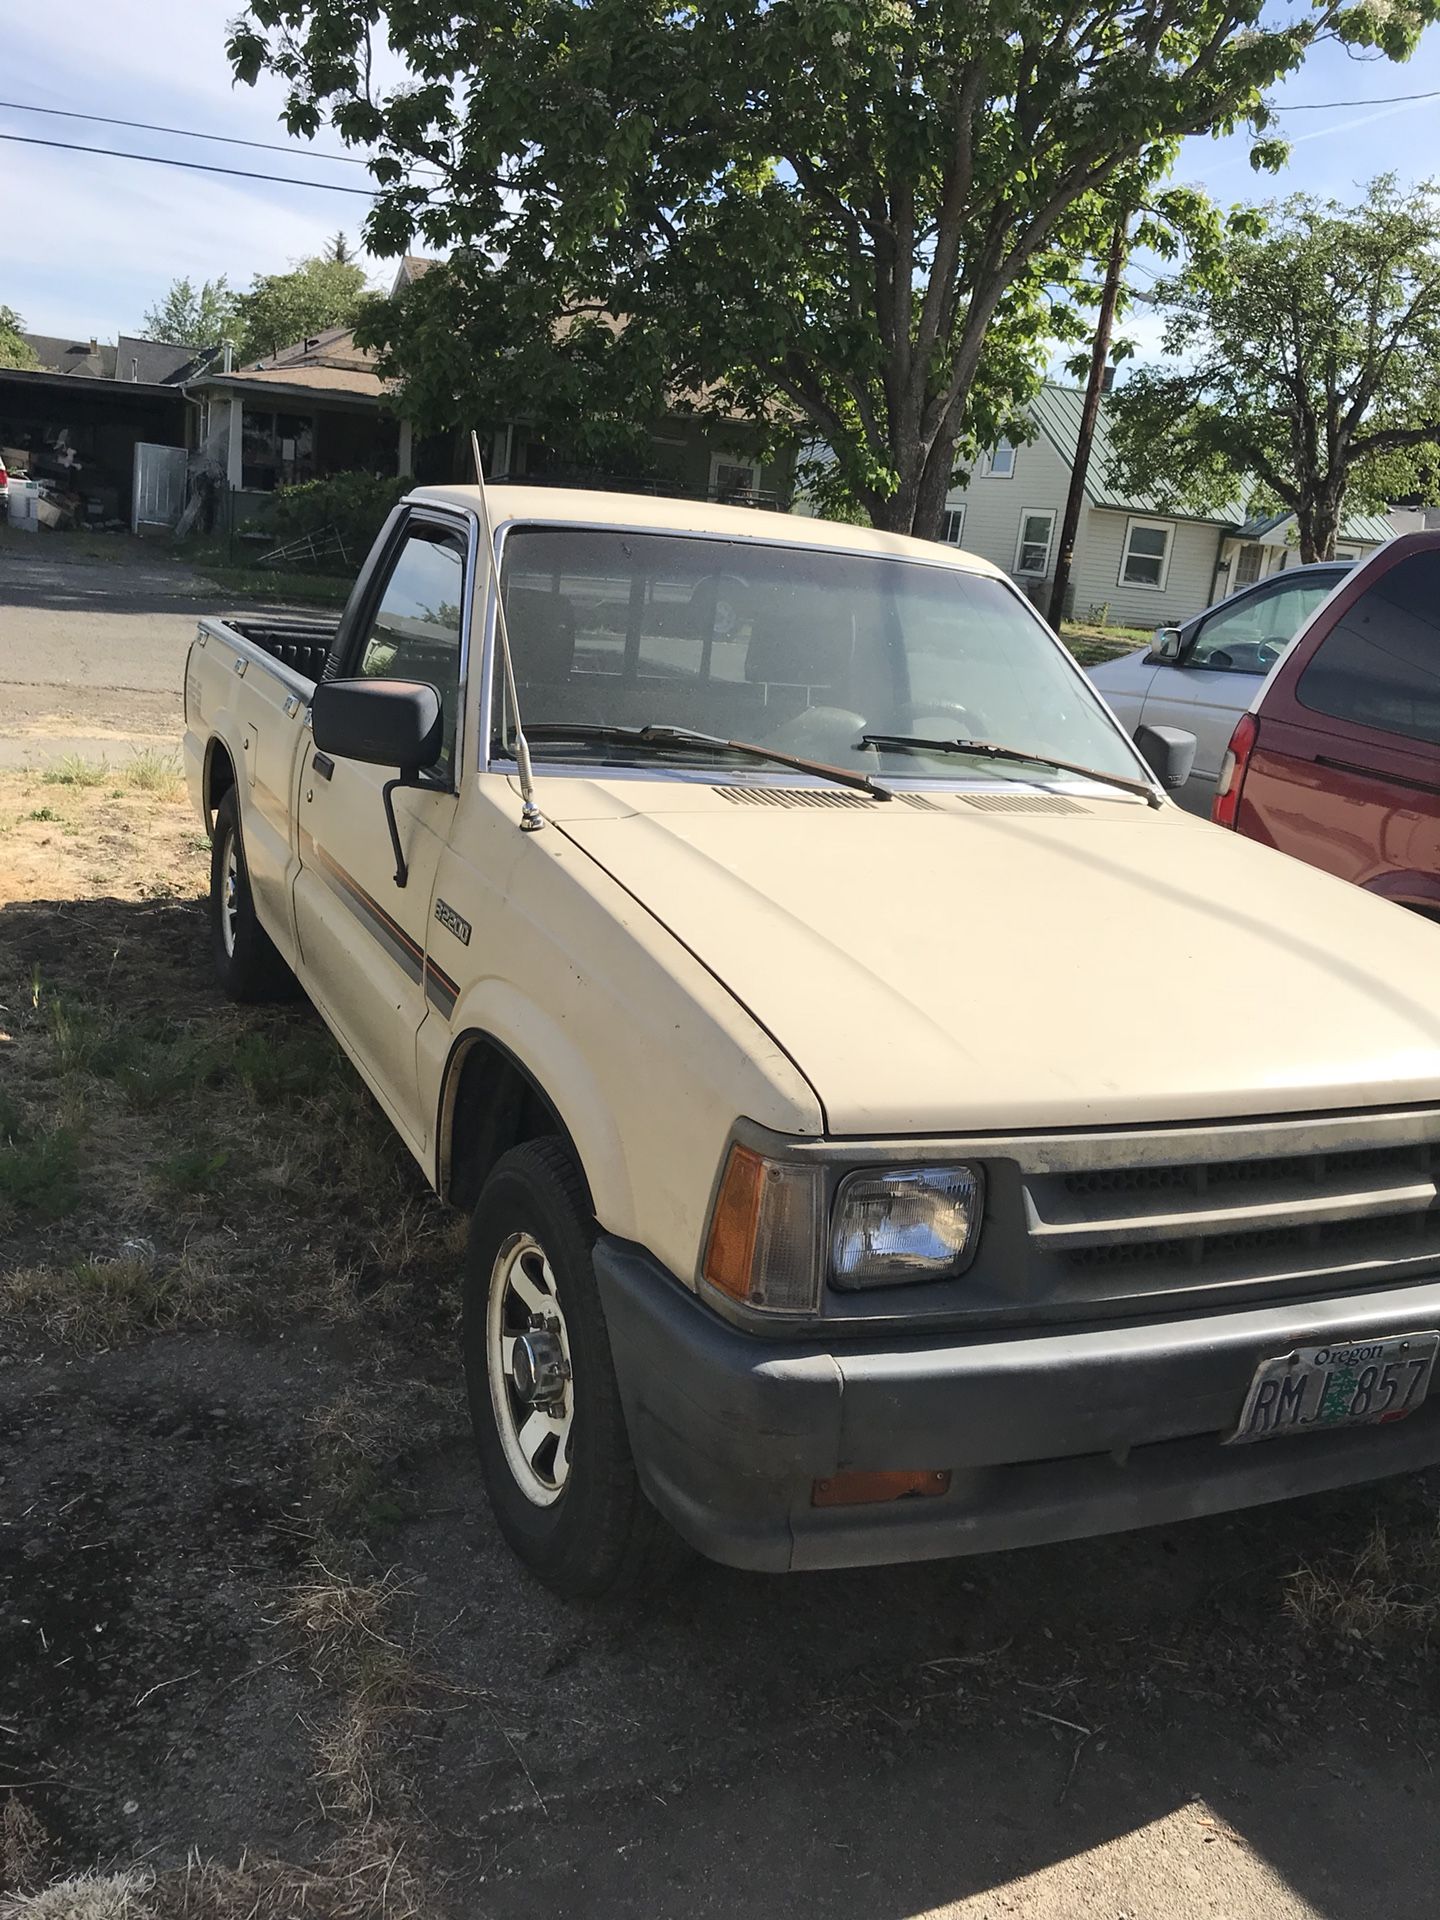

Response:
(1273, 87), (1440, 110)
(0, 131), (382, 196)
(0, 96), (369, 164)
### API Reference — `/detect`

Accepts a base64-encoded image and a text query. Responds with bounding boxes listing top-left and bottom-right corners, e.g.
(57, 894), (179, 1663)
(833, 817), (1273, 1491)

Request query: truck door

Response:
(292, 509), (470, 1141)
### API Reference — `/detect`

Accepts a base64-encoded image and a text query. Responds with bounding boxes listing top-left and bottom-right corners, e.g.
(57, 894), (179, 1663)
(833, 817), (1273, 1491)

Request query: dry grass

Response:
(1284, 1519), (1440, 1641)
(0, 1846), (427, 1920)
(284, 1555), (427, 1826)
(0, 1799), (55, 1900)
(0, 769), (455, 1350)
(0, 1252), (223, 1351)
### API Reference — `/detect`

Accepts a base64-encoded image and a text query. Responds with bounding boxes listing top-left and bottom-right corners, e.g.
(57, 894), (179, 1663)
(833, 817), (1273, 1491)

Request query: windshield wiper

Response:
(514, 722), (892, 801)
(857, 734), (1161, 808)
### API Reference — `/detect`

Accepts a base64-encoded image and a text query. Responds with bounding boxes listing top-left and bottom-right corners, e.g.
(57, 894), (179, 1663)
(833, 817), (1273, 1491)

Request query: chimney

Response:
(89, 337), (98, 356)
(222, 340), (234, 373)
(130, 357), (139, 382)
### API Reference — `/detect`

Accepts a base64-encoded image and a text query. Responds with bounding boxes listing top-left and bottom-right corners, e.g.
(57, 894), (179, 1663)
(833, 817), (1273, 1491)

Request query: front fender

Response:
(436, 983), (637, 1242)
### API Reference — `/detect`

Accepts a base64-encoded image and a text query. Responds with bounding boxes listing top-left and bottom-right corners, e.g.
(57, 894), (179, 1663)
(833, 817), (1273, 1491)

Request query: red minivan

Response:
(1212, 531), (1440, 923)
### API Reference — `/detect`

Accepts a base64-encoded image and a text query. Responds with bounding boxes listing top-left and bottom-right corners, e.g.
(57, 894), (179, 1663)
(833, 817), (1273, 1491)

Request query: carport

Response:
(0, 365), (191, 526)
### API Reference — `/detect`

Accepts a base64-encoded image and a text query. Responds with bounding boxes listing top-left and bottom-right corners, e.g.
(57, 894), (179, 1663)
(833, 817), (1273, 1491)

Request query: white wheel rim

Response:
(486, 1231), (574, 1507)
(220, 832), (239, 957)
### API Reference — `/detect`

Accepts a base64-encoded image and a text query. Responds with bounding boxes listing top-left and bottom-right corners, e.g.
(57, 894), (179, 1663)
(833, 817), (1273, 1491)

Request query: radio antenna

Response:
(469, 429), (543, 832)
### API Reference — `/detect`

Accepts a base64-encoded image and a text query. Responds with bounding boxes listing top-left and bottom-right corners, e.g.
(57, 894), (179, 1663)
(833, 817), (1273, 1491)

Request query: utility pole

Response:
(1047, 217), (1128, 631)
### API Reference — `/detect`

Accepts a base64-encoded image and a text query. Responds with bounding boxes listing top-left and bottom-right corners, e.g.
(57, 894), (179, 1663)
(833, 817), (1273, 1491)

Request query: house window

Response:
(1234, 542), (1263, 586)
(1014, 509), (1055, 577)
(984, 439), (1016, 479)
(710, 455), (763, 504)
(1120, 518), (1172, 589)
(240, 407), (315, 490)
(940, 506), (966, 546)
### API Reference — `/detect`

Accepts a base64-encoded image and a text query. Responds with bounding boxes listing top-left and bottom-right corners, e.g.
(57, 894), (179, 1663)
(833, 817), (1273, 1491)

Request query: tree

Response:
(141, 276), (238, 347)
(1110, 178), (1440, 561)
(231, 1), (1437, 539)
(326, 231), (354, 265)
(235, 254), (369, 361)
(0, 305), (36, 370)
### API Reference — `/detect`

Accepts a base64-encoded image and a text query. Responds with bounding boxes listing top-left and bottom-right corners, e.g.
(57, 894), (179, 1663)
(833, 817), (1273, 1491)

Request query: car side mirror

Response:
(312, 677), (443, 772)
(1152, 627), (1183, 663)
(311, 678), (444, 888)
(1134, 723), (1197, 793)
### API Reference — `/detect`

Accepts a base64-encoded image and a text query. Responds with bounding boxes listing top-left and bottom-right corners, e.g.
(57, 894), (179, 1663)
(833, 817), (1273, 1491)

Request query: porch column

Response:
(397, 416), (413, 476)
(225, 397), (243, 490)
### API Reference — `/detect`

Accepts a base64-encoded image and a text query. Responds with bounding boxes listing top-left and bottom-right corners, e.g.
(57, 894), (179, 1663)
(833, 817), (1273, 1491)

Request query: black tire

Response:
(462, 1137), (683, 1599)
(209, 786), (294, 1003)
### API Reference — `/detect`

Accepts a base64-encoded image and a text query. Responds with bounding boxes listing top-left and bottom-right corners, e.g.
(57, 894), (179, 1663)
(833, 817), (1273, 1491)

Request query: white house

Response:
(942, 384), (1392, 627)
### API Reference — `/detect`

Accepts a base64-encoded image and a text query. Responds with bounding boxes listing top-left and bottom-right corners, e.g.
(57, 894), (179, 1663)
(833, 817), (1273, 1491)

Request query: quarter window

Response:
(984, 439), (1016, 479)
(1120, 519), (1172, 589)
(1296, 550), (1440, 747)
(356, 522), (467, 776)
(1014, 510), (1055, 577)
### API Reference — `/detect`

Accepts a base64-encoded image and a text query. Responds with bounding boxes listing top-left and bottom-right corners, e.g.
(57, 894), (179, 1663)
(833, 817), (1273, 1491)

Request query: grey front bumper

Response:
(593, 1238), (1440, 1573)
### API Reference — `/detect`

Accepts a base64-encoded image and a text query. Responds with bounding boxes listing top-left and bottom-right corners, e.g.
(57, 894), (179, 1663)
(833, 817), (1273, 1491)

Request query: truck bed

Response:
(220, 614), (340, 684)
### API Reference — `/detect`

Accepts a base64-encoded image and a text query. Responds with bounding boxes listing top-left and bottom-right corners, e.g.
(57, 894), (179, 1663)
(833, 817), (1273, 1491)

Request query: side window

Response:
(1296, 550), (1440, 746)
(1189, 578), (1334, 671)
(356, 522), (467, 775)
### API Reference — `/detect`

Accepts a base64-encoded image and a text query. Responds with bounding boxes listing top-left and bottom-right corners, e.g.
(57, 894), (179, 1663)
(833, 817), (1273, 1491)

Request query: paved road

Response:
(0, 543), (216, 768)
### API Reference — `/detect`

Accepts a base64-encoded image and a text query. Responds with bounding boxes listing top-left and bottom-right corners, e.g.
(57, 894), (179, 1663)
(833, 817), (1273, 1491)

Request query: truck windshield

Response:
(493, 526), (1146, 786)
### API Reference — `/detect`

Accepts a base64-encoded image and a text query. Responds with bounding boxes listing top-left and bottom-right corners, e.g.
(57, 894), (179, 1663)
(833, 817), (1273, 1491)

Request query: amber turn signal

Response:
(811, 1470), (951, 1508)
(703, 1145), (766, 1302)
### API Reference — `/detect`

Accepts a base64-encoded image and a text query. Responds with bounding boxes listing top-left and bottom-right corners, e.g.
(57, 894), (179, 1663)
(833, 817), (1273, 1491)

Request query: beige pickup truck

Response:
(184, 485), (1440, 1596)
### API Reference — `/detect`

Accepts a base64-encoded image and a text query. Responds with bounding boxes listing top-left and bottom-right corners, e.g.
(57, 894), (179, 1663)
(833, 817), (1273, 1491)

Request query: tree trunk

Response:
(1048, 219), (1127, 629)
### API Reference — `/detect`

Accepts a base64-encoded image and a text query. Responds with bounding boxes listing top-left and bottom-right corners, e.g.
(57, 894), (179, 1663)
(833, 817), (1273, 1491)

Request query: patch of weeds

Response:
(123, 749), (183, 798)
(159, 1144), (232, 1195)
(42, 755), (110, 789)
(1, 1253), (221, 1350)
(25, 806), (60, 823)
(0, 1119), (80, 1225)
(1285, 1519), (1440, 1642)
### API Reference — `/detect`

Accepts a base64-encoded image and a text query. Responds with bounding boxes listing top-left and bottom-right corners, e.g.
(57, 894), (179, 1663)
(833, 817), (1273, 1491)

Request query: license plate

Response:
(1227, 1331), (1439, 1445)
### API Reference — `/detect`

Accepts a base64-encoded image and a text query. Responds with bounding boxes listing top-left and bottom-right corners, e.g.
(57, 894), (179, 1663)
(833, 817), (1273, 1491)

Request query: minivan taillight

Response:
(1212, 711), (1257, 829)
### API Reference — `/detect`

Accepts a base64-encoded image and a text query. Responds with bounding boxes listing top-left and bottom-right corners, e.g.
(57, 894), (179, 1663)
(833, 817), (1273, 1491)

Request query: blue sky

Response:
(4, 1), (1440, 344)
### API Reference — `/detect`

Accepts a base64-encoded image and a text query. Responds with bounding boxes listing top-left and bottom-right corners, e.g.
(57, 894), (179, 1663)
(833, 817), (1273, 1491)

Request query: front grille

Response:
(1018, 1111), (1440, 1313)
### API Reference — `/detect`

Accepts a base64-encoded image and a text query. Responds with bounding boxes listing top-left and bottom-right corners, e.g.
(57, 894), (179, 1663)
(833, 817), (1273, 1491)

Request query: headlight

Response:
(830, 1165), (984, 1289)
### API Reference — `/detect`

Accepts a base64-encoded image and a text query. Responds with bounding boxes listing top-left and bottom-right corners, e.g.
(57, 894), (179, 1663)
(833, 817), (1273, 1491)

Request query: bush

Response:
(268, 470), (412, 566)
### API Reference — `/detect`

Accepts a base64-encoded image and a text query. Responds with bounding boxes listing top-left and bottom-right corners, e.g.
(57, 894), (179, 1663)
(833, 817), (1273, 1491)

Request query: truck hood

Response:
(547, 778), (1440, 1135)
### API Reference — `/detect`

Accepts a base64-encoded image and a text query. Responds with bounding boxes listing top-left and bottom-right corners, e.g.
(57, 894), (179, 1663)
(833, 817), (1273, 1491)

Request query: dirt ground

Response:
(5, 774), (1440, 1920)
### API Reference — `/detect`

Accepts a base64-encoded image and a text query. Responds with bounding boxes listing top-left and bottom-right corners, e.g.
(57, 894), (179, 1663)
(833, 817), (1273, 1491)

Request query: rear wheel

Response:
(209, 787), (294, 1002)
(462, 1138), (682, 1598)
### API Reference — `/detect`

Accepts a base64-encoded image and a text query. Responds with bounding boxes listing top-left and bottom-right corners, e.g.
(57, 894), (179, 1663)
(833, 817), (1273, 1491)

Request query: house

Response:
(941, 384), (1392, 627)
(0, 331), (210, 526)
(185, 259), (794, 526)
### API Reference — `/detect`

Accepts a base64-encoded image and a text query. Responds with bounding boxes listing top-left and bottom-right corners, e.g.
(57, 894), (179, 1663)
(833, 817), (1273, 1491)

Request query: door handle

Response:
(312, 751), (334, 781)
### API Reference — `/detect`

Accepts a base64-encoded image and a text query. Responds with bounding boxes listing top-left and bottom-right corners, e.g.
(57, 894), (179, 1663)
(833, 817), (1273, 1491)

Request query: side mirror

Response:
(1152, 626), (1183, 663)
(311, 678), (444, 889)
(1134, 723), (1197, 793)
(312, 677), (442, 773)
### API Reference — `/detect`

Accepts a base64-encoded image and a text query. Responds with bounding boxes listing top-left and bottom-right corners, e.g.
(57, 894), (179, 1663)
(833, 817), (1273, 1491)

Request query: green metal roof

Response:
(1027, 384), (1392, 543)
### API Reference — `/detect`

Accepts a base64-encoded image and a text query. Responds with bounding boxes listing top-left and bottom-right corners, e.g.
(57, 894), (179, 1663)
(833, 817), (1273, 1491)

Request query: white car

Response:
(1087, 562), (1352, 815)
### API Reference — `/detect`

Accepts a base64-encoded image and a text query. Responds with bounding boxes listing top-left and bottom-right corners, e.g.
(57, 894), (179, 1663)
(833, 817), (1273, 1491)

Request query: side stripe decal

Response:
(300, 829), (459, 1019)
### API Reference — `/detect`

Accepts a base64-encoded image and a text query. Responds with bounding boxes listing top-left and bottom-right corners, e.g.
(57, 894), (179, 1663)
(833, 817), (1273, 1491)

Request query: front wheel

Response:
(461, 1138), (681, 1598)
